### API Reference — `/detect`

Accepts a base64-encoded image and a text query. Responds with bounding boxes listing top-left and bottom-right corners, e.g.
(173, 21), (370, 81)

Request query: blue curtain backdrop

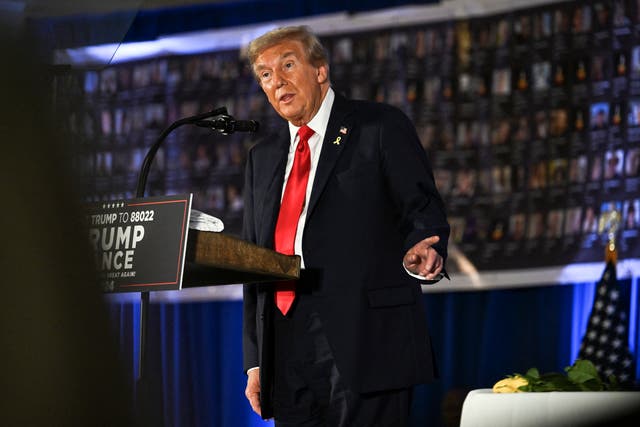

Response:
(108, 276), (640, 427)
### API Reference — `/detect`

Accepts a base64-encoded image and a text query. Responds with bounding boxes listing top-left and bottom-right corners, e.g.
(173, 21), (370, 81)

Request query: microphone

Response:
(232, 119), (260, 133)
(137, 107), (258, 198)
(194, 114), (260, 134)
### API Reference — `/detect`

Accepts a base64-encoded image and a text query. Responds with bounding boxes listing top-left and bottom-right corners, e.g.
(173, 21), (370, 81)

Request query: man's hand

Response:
(403, 236), (443, 280)
(245, 368), (262, 417)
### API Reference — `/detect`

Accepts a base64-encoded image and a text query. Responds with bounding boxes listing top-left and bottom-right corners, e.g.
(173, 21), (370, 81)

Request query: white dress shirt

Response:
(281, 88), (335, 268)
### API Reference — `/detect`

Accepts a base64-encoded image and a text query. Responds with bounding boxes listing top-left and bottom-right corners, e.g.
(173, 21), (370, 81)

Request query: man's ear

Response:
(316, 63), (329, 84)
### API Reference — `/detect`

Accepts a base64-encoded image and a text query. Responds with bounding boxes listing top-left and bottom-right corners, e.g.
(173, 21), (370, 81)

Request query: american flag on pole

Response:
(578, 261), (636, 385)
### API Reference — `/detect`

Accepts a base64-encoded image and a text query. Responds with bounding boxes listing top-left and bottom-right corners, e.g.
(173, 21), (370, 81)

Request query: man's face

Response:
(254, 40), (328, 126)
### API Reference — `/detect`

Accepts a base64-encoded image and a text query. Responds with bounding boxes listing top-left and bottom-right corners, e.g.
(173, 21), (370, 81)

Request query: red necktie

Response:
(274, 125), (314, 315)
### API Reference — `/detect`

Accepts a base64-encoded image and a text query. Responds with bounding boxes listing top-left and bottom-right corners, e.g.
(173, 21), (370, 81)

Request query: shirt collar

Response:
(288, 87), (335, 143)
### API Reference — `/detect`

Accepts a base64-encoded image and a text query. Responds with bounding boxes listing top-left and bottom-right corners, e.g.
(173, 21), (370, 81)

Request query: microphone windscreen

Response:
(234, 120), (260, 133)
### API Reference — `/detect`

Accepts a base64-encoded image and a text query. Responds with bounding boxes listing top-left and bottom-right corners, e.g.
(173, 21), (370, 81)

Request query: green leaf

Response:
(530, 381), (561, 392)
(577, 378), (605, 391)
(570, 359), (600, 376)
(567, 369), (599, 384)
(567, 360), (602, 385)
(541, 373), (579, 391)
(525, 367), (540, 379)
(606, 375), (622, 391)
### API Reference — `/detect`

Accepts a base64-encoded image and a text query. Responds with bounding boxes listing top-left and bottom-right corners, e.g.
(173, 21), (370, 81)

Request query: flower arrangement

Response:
(493, 360), (622, 393)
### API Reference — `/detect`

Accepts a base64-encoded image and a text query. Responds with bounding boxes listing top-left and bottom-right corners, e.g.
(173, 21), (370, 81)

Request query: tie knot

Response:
(298, 125), (314, 143)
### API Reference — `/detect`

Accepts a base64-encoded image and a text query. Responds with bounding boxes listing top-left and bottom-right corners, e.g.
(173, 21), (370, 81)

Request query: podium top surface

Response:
(183, 229), (300, 287)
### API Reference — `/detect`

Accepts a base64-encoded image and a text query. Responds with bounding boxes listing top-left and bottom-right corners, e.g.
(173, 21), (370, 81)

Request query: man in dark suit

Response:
(242, 26), (449, 426)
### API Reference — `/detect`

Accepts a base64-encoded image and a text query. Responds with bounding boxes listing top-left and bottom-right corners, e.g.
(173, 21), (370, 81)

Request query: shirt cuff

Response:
(403, 263), (444, 283)
(247, 366), (259, 374)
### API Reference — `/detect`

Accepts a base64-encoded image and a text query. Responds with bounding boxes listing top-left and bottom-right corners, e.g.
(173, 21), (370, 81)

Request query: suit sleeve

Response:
(242, 147), (259, 373)
(378, 106), (450, 262)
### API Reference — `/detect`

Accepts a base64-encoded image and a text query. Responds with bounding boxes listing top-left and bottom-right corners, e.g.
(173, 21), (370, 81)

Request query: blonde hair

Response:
(247, 26), (329, 80)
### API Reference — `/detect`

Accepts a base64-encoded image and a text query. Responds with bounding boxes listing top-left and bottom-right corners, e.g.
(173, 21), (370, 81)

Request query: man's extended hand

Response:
(245, 368), (262, 417)
(403, 236), (443, 280)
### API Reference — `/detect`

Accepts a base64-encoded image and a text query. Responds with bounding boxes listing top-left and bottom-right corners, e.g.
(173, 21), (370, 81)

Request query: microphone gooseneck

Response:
(136, 107), (259, 198)
(194, 115), (259, 134)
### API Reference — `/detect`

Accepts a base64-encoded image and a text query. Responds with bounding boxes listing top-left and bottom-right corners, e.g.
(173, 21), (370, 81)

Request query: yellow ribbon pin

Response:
(333, 136), (342, 145)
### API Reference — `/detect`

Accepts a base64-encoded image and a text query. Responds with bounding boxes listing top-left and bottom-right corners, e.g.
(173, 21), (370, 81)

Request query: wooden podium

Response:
(131, 228), (299, 382)
(183, 229), (300, 287)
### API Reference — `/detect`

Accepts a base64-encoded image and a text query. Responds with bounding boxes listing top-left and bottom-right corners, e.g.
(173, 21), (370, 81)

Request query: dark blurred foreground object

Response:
(0, 30), (134, 426)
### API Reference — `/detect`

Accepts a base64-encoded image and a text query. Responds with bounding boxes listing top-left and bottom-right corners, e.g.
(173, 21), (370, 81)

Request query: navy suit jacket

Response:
(242, 93), (450, 417)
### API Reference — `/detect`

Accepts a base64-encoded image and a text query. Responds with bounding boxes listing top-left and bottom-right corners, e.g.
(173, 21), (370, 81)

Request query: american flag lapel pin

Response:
(333, 126), (348, 145)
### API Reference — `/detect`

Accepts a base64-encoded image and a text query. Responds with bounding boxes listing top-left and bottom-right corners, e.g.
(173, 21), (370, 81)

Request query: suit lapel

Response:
(257, 130), (289, 247)
(307, 94), (354, 220)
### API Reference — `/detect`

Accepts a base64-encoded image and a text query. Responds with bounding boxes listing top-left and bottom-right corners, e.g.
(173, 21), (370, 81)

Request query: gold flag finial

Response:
(598, 206), (620, 264)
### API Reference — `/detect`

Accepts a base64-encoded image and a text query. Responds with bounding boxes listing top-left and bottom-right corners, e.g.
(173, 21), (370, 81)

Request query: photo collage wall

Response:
(60, 0), (640, 270)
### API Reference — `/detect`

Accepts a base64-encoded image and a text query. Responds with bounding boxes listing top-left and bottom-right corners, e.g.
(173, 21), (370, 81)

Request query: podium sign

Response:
(86, 194), (192, 292)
